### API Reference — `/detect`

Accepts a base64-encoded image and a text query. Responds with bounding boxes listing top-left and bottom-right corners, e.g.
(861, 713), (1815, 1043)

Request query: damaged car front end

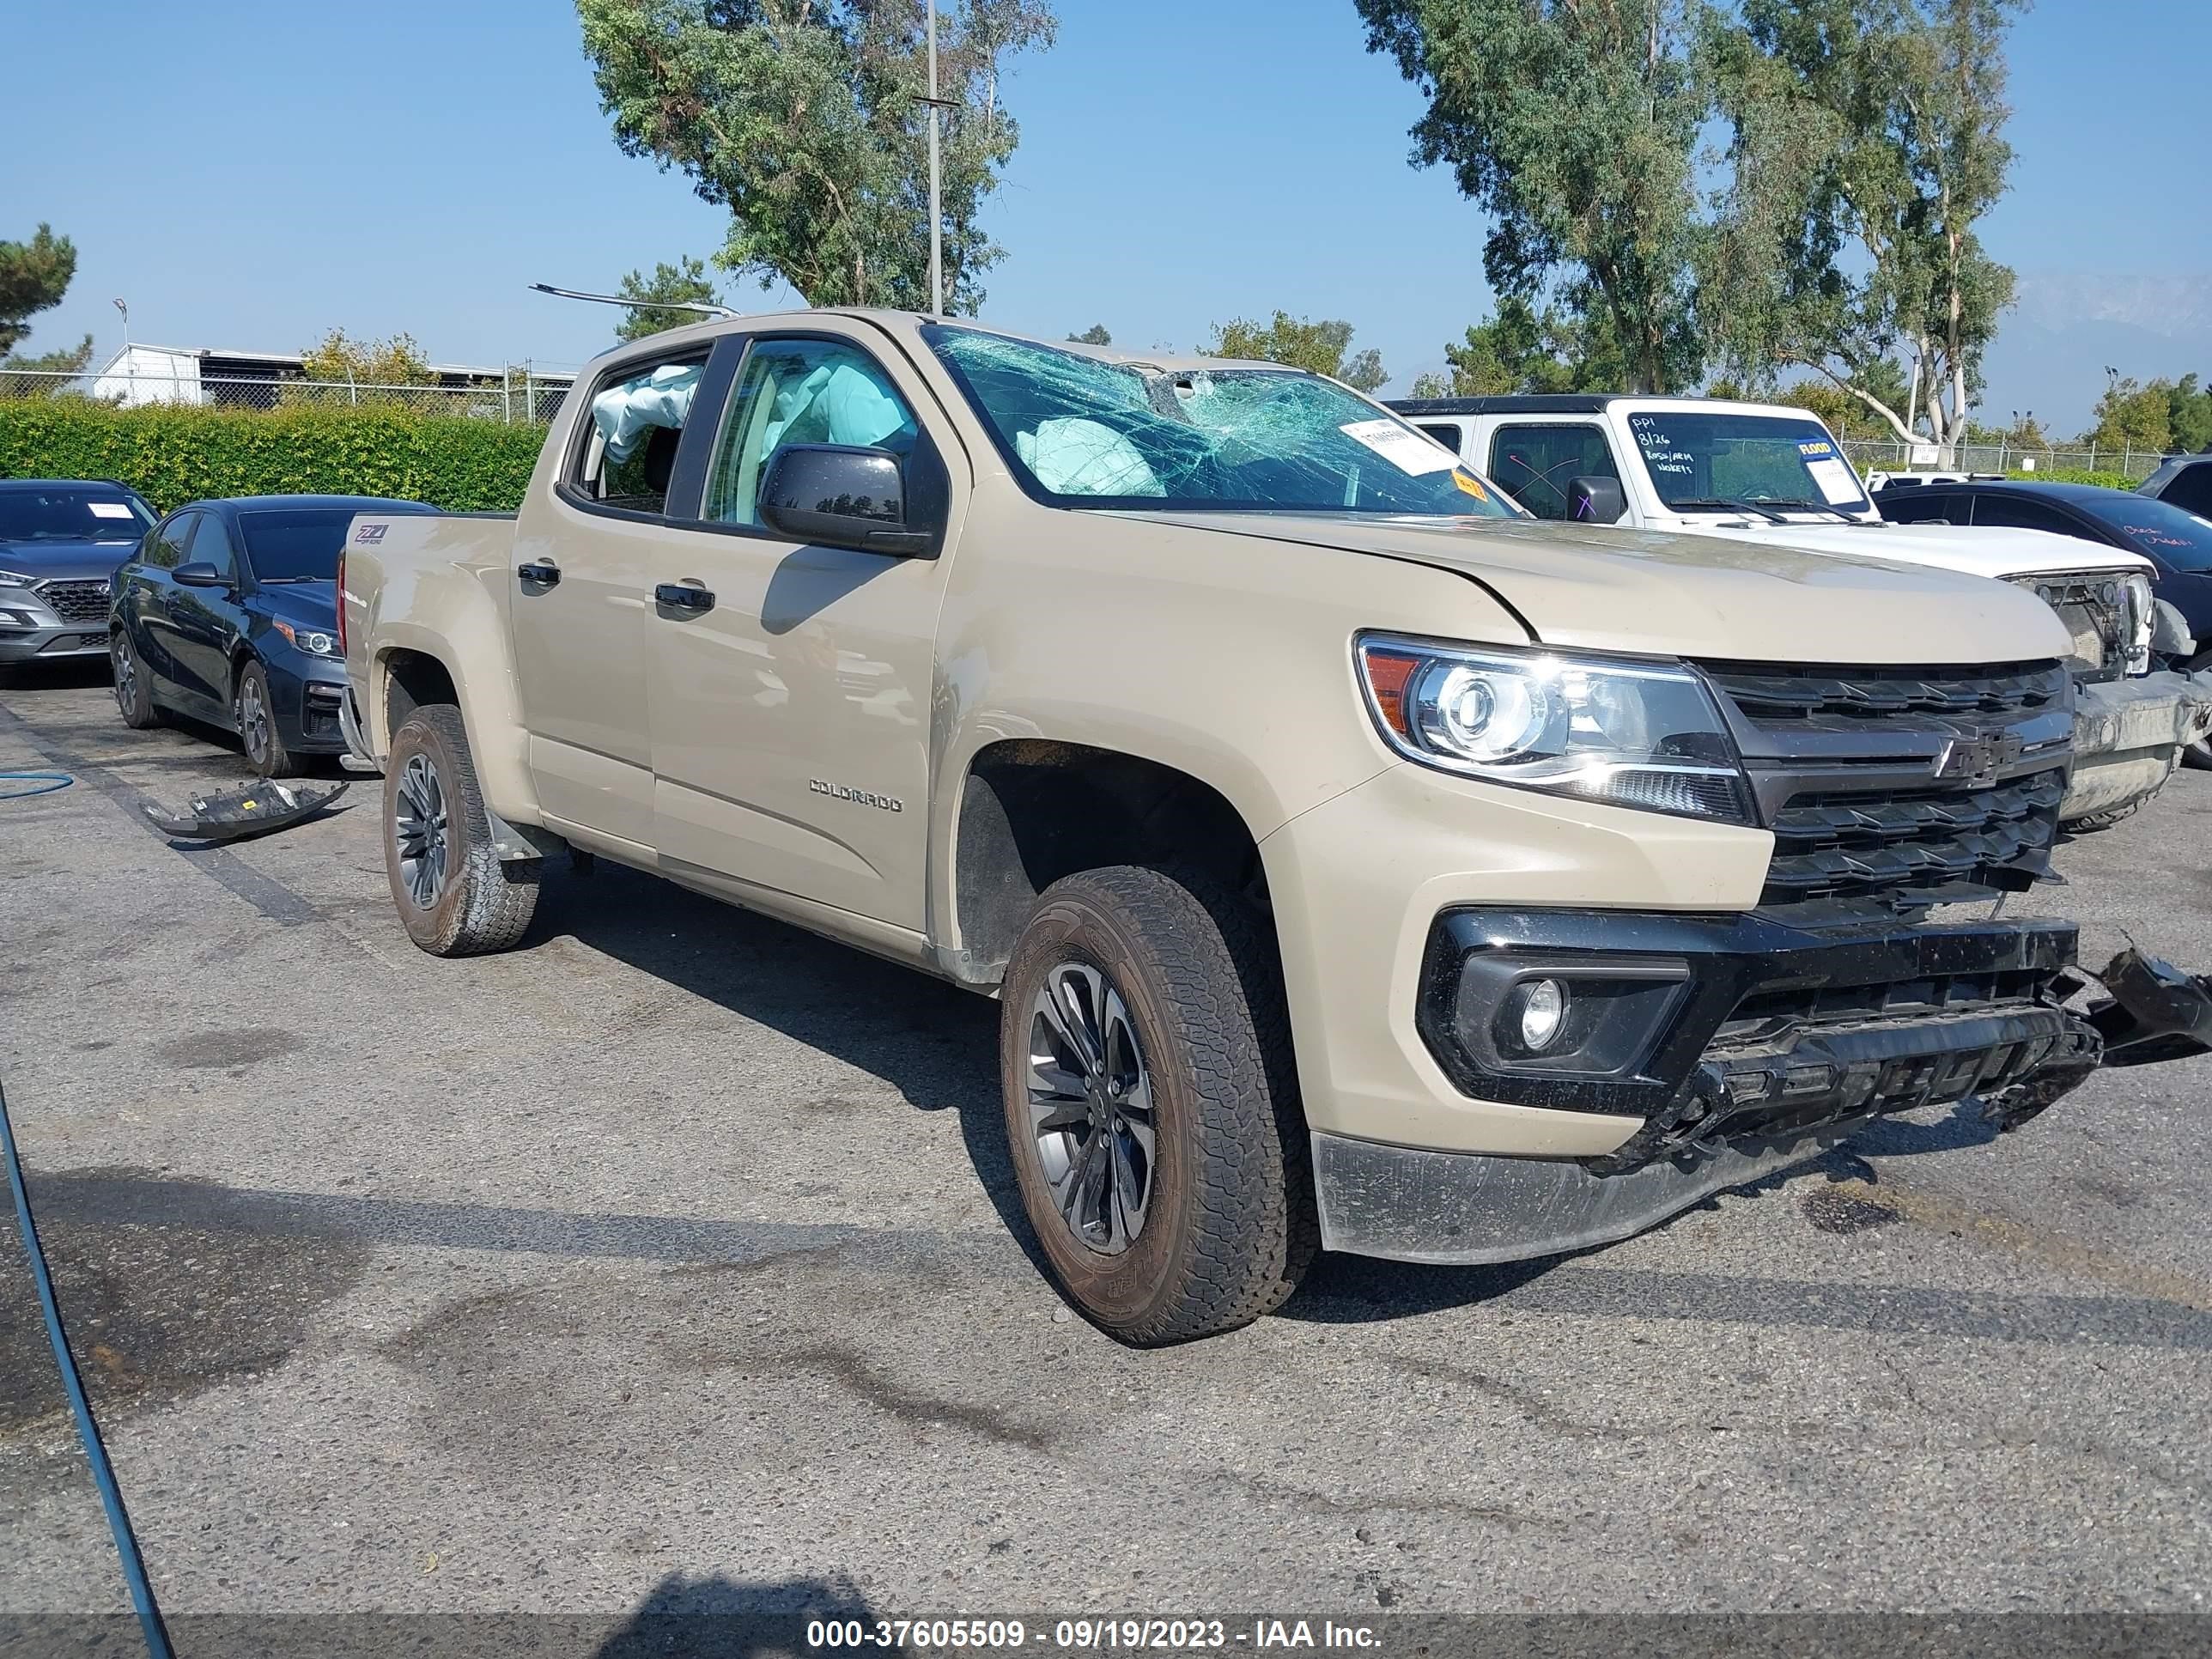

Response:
(1311, 652), (2212, 1266)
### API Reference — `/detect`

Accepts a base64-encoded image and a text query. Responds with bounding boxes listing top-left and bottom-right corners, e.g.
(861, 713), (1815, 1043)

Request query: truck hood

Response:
(1679, 517), (2153, 581)
(1145, 511), (2075, 665)
(0, 538), (137, 584)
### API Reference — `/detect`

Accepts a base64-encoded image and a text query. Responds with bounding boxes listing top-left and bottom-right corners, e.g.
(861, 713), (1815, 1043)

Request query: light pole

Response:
(927, 3), (943, 316)
(112, 297), (129, 354)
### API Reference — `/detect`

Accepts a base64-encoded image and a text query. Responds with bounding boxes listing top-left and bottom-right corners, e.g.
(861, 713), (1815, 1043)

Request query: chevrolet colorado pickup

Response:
(1389, 394), (2212, 828)
(339, 313), (2212, 1345)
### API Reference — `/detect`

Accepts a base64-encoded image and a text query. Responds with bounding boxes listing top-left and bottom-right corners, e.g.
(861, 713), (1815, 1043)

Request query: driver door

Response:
(647, 329), (954, 930)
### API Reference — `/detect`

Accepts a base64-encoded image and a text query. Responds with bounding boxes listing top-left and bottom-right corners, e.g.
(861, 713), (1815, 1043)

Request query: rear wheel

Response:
(999, 865), (1316, 1346)
(234, 659), (299, 777)
(382, 702), (539, 955)
(112, 628), (162, 729)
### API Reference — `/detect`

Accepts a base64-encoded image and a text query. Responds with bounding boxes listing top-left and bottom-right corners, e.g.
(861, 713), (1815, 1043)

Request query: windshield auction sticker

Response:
(1797, 439), (1866, 504)
(1340, 420), (1459, 476)
(88, 501), (135, 519)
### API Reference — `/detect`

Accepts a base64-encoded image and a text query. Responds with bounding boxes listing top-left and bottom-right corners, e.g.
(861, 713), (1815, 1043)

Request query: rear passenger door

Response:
(119, 512), (198, 691)
(1485, 422), (1620, 519)
(646, 327), (956, 930)
(512, 340), (724, 854)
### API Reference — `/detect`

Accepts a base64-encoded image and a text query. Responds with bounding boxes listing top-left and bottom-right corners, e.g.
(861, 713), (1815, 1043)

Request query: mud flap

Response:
(142, 779), (349, 844)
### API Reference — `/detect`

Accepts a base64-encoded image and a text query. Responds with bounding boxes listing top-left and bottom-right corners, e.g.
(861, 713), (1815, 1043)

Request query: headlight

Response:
(2120, 571), (2154, 675)
(1356, 634), (1753, 823)
(0, 570), (32, 587)
(271, 618), (339, 657)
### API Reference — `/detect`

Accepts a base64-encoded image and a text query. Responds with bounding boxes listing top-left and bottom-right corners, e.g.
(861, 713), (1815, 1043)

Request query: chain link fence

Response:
(0, 367), (573, 423)
(1839, 438), (2166, 483)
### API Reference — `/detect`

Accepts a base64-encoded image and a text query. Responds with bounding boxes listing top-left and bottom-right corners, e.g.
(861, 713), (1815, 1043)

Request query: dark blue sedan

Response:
(110, 495), (438, 775)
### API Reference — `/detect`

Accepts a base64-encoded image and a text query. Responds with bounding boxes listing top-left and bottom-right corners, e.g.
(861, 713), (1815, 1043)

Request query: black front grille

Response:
(37, 579), (111, 625)
(1699, 659), (2073, 912)
(1763, 770), (2064, 903)
(1711, 663), (2065, 726)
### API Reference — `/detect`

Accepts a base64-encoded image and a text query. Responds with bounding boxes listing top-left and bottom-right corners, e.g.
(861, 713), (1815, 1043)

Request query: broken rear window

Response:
(922, 325), (1520, 519)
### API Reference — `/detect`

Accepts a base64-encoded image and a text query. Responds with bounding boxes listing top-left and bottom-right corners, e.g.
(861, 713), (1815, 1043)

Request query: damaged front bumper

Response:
(2060, 668), (2212, 822)
(1315, 905), (2212, 1266)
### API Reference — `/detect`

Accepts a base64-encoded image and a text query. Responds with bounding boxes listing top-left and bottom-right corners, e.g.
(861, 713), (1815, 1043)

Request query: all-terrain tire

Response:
(383, 702), (540, 956)
(999, 864), (1317, 1346)
(111, 627), (163, 728)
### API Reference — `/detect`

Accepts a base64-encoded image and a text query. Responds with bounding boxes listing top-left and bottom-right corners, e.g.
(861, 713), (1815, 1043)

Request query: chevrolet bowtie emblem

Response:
(1932, 733), (2022, 789)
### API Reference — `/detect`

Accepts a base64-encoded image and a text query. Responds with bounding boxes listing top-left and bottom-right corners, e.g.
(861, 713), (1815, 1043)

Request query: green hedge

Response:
(2006, 468), (2140, 491)
(0, 399), (545, 514)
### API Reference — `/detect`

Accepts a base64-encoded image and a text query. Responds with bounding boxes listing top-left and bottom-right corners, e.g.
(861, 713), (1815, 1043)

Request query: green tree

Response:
(0, 224), (93, 397)
(1411, 298), (1627, 398)
(1205, 313), (1388, 392)
(0, 224), (77, 358)
(1358, 0), (1707, 394)
(1066, 324), (1112, 345)
(2082, 374), (2173, 459)
(616, 256), (726, 342)
(2165, 374), (2212, 454)
(578, 0), (1055, 314)
(1705, 0), (2023, 456)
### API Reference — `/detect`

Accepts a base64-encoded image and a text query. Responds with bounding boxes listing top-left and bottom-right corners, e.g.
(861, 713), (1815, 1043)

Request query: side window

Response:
(143, 513), (198, 570)
(1486, 423), (1619, 520)
(1416, 422), (1465, 455)
(568, 350), (709, 515)
(1970, 495), (2082, 538)
(191, 514), (238, 580)
(1877, 489), (1961, 525)
(703, 338), (921, 528)
(2163, 463), (2212, 518)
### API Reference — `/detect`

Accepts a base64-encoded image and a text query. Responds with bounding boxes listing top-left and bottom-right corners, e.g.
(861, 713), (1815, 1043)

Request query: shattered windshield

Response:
(1626, 410), (1873, 514)
(923, 325), (1520, 518)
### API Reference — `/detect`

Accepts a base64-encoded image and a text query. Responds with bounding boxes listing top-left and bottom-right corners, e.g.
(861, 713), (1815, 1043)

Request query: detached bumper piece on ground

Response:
(142, 779), (348, 844)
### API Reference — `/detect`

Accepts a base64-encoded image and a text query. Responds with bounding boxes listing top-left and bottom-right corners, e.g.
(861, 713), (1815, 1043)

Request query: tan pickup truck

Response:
(337, 310), (2212, 1344)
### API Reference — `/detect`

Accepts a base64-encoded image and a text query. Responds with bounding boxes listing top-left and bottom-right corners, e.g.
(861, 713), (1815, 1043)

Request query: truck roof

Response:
(1386, 394), (1620, 416)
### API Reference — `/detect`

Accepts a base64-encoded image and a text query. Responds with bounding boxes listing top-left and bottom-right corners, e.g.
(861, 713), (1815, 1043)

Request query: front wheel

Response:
(999, 865), (1316, 1346)
(382, 702), (539, 955)
(234, 659), (299, 777)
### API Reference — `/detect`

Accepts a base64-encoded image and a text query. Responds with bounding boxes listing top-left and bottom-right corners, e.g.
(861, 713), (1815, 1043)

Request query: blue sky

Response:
(10, 0), (2211, 429)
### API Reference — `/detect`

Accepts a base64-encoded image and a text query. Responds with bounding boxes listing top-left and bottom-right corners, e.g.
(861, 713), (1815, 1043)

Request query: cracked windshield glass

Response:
(924, 325), (1521, 518)
(1626, 410), (1873, 515)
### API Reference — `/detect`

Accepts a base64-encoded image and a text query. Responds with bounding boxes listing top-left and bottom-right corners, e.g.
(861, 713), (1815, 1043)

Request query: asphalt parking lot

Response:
(3, 659), (2210, 1629)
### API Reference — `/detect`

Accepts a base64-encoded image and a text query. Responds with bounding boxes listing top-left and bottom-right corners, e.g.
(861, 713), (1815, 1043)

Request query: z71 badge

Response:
(810, 780), (903, 812)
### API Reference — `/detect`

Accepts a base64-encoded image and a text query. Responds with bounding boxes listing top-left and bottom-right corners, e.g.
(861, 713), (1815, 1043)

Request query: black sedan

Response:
(110, 495), (437, 775)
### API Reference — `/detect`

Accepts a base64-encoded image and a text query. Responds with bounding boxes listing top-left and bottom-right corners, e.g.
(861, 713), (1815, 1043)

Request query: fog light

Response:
(1517, 979), (1568, 1051)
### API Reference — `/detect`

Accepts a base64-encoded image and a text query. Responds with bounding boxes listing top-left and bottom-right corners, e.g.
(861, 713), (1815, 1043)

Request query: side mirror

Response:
(759, 444), (934, 557)
(173, 562), (228, 588)
(1566, 476), (1627, 525)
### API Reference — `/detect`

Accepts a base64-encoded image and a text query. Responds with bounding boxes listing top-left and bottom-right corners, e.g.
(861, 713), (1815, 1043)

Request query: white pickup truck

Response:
(1389, 394), (2210, 827)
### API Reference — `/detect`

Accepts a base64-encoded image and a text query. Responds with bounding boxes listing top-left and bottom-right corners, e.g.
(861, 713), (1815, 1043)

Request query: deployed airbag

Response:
(1015, 418), (1164, 496)
(593, 363), (702, 464)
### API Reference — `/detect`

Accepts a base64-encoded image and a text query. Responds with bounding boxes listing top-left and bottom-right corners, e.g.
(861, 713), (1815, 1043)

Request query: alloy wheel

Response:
(112, 635), (138, 716)
(392, 752), (450, 910)
(1025, 962), (1158, 1255)
(239, 672), (271, 766)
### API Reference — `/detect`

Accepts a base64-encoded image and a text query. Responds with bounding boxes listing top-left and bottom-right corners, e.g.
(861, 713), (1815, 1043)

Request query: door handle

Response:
(517, 560), (561, 586)
(655, 582), (715, 614)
